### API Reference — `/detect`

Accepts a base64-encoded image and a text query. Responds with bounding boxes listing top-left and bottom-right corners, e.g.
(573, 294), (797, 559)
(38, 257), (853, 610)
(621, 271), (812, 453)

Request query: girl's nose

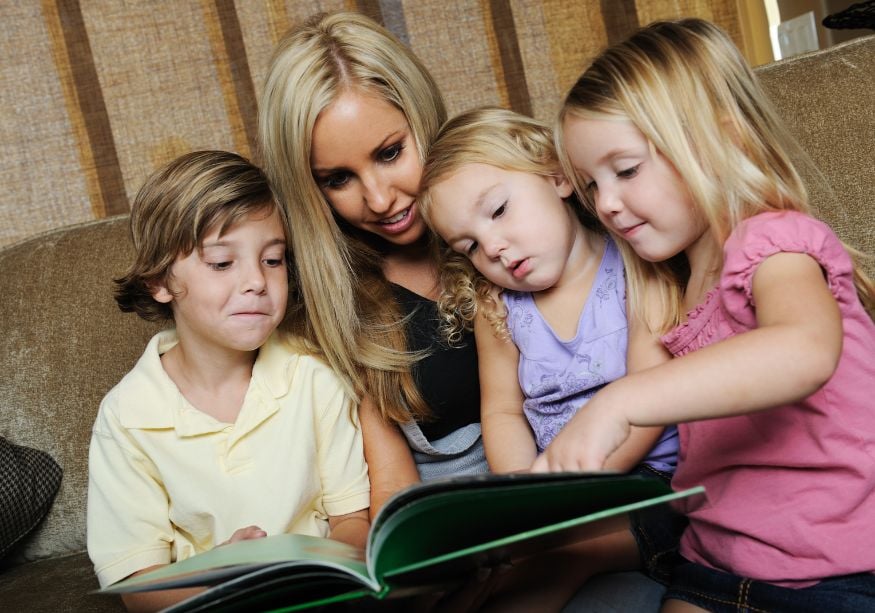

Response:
(482, 236), (505, 260)
(595, 187), (622, 217)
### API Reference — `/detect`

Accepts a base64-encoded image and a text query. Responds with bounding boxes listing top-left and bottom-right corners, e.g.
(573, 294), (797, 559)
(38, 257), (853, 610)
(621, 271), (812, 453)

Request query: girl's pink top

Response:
(664, 211), (875, 587)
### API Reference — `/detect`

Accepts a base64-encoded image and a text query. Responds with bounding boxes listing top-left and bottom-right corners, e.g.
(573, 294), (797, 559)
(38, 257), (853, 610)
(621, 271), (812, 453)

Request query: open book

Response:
(103, 472), (704, 612)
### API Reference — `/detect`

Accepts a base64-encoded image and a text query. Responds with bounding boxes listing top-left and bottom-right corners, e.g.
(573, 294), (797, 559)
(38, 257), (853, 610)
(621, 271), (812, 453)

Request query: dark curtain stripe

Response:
(355, 0), (385, 27)
(55, 0), (128, 216)
(600, 0), (639, 45)
(378, 0), (410, 47)
(488, 0), (532, 117)
(214, 0), (259, 157)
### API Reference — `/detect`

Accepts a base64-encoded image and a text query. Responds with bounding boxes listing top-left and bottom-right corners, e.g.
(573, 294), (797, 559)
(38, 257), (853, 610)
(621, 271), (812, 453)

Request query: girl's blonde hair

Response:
(419, 107), (598, 343)
(258, 11), (447, 423)
(557, 18), (874, 331)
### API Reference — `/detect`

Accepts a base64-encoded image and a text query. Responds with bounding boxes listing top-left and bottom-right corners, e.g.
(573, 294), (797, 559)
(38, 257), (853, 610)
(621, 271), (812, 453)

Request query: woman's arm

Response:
(533, 252), (843, 472)
(603, 278), (674, 471)
(359, 395), (420, 521)
(475, 311), (536, 473)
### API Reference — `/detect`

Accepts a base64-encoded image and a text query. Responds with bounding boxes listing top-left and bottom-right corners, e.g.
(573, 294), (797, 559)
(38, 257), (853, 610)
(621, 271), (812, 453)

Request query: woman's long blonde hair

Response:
(419, 107), (599, 343)
(557, 18), (874, 331)
(258, 11), (447, 422)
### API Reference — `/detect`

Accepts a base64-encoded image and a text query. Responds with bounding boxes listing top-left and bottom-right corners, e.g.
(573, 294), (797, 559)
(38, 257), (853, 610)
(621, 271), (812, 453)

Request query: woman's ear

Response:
(551, 173), (574, 199)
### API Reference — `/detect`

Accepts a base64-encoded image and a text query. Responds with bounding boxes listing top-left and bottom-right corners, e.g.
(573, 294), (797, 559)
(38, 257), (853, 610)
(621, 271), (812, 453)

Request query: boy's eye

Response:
(492, 203), (506, 219)
(379, 143), (403, 163)
(617, 164), (640, 179)
(208, 261), (232, 271)
(319, 172), (351, 190)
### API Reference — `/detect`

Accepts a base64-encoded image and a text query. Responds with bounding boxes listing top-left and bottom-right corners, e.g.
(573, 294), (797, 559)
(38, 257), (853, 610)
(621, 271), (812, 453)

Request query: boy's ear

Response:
(551, 173), (574, 199)
(148, 278), (174, 304)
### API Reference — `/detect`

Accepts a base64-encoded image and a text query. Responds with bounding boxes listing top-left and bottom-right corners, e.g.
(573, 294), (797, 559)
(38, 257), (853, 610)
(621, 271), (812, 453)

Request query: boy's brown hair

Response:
(114, 150), (286, 321)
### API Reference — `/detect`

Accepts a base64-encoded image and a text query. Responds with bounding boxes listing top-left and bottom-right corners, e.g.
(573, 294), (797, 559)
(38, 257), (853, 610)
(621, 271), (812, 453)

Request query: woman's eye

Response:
(320, 172), (351, 190)
(492, 203), (506, 219)
(379, 143), (403, 163)
(617, 165), (640, 180)
(584, 180), (597, 192)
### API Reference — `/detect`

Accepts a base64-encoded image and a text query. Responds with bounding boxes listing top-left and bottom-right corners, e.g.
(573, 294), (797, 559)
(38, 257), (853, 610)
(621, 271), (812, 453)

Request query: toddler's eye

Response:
(492, 203), (506, 219)
(617, 165), (640, 179)
(379, 143), (403, 163)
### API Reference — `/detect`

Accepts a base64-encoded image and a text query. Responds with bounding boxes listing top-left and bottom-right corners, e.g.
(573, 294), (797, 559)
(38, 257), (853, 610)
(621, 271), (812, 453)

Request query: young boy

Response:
(87, 151), (370, 611)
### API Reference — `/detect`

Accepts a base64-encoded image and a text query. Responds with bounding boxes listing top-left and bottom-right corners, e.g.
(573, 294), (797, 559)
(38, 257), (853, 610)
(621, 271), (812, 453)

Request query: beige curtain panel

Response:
(1, 0), (747, 249)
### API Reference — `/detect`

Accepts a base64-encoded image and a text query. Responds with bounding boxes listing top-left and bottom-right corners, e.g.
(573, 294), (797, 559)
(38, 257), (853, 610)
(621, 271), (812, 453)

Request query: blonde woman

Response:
(258, 12), (488, 517)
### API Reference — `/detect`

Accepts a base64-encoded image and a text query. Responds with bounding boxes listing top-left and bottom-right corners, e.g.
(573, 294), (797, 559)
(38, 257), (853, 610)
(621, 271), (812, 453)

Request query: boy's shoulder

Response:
(97, 330), (179, 429)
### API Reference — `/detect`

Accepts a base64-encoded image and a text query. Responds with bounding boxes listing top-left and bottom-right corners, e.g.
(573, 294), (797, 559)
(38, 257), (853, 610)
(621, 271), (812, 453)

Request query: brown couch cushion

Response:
(0, 216), (162, 563)
(756, 34), (875, 272)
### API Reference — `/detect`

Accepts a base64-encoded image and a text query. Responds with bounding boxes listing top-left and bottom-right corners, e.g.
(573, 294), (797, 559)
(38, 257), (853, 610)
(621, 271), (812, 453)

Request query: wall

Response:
(1, 0), (752, 249)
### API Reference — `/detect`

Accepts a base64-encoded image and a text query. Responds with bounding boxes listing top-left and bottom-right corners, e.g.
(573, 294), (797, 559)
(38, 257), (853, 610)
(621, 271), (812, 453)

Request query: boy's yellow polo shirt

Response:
(87, 330), (370, 588)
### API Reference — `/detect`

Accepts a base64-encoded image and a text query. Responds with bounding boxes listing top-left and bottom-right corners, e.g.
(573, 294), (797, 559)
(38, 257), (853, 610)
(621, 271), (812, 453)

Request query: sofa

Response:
(1, 34), (873, 613)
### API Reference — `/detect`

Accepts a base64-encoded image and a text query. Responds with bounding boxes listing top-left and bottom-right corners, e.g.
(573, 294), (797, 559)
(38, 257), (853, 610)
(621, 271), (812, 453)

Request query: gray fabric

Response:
(400, 421), (489, 480)
(563, 571), (664, 612)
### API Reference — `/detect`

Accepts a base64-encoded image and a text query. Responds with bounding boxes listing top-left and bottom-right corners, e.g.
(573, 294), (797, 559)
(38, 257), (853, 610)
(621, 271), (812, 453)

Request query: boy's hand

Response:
(531, 391), (632, 473)
(220, 525), (267, 546)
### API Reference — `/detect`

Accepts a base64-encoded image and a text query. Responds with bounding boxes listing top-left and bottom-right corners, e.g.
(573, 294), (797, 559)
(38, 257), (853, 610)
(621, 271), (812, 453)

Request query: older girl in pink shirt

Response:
(542, 18), (875, 612)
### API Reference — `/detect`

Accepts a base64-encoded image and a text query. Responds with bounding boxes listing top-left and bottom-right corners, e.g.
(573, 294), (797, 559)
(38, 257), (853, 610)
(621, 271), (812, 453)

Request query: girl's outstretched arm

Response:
(475, 310), (537, 473)
(532, 251), (842, 473)
(359, 396), (420, 521)
(603, 279), (674, 471)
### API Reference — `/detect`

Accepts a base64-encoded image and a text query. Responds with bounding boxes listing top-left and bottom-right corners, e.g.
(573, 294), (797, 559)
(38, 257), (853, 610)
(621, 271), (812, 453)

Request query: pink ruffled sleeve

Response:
(718, 211), (856, 332)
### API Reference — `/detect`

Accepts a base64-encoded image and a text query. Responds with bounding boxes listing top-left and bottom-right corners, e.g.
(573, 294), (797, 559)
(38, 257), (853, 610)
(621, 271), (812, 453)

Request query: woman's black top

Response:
(391, 283), (481, 441)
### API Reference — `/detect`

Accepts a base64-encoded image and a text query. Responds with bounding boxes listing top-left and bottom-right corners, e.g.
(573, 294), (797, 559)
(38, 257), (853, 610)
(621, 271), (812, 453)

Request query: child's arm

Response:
(602, 278), (673, 471)
(328, 509), (371, 549)
(119, 569), (205, 613)
(475, 309), (537, 473)
(359, 395), (420, 521)
(533, 252), (843, 472)
(119, 526), (267, 612)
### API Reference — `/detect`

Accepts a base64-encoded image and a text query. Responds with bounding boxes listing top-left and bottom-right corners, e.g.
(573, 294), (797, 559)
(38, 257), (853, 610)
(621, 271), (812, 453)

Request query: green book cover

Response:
(102, 472), (705, 612)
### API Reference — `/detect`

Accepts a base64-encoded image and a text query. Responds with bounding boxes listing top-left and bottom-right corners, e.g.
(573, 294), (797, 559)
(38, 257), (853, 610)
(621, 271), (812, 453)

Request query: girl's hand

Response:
(531, 391), (632, 473)
(220, 525), (267, 546)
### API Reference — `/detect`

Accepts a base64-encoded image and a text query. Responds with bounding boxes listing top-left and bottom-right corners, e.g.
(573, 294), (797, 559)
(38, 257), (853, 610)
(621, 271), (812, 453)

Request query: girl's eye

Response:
(263, 257), (285, 268)
(379, 143), (403, 163)
(208, 261), (232, 271)
(466, 242), (479, 257)
(492, 203), (506, 219)
(584, 180), (597, 192)
(319, 172), (351, 190)
(617, 164), (640, 180)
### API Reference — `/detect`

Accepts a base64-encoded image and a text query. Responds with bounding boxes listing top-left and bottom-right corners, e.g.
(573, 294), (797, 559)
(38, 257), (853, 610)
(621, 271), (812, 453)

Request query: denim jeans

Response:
(666, 559), (875, 612)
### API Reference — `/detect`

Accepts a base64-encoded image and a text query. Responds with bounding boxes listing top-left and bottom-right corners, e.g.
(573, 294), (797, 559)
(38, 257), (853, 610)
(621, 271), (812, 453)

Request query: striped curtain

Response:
(0, 0), (747, 249)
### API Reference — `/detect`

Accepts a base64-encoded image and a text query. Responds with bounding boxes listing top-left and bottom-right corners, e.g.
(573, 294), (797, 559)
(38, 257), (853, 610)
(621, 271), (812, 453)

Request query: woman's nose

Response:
(362, 172), (394, 215)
